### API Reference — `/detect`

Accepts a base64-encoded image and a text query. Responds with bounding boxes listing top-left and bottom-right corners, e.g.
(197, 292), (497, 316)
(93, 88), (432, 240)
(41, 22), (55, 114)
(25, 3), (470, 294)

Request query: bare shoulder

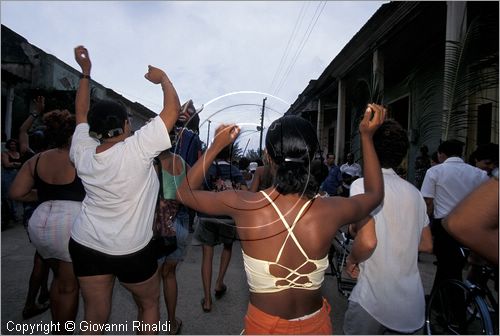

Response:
(212, 189), (276, 222)
(27, 152), (42, 163)
(162, 153), (187, 174)
(311, 195), (354, 221)
(220, 188), (267, 207)
(22, 152), (42, 173)
(314, 194), (350, 206)
(171, 153), (185, 165)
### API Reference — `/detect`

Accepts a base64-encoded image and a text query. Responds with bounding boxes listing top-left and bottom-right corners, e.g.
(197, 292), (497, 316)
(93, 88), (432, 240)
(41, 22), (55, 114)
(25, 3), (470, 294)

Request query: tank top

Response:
(34, 153), (86, 203)
(4, 152), (22, 170)
(161, 158), (186, 200)
(242, 191), (329, 293)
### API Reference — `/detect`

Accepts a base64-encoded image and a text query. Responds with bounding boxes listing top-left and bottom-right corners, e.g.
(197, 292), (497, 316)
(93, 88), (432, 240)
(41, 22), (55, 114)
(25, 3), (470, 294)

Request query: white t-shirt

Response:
(348, 168), (429, 332)
(420, 157), (488, 219)
(69, 116), (171, 255)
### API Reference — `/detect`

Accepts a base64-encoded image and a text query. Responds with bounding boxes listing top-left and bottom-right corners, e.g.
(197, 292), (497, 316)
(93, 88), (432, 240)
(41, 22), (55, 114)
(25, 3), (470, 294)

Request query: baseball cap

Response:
(249, 162), (258, 172)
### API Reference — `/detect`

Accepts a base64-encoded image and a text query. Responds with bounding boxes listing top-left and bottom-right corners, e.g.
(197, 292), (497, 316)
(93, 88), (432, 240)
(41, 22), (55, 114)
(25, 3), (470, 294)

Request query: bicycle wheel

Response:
(330, 237), (356, 297)
(483, 288), (498, 335)
(473, 266), (499, 335)
(426, 279), (494, 335)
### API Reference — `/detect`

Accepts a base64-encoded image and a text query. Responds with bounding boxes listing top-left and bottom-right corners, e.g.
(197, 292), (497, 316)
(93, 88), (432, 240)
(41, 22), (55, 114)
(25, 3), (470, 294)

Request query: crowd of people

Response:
(2, 44), (498, 335)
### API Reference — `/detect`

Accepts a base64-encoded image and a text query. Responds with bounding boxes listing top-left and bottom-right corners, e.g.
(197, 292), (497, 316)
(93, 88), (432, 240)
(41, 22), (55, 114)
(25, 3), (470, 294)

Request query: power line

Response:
(273, 1), (327, 96)
(268, 1), (309, 93)
(274, 1), (327, 95)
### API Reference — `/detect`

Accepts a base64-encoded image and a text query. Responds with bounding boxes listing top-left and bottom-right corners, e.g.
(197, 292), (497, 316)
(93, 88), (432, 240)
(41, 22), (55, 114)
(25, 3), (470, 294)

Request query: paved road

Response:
(1, 221), (436, 335)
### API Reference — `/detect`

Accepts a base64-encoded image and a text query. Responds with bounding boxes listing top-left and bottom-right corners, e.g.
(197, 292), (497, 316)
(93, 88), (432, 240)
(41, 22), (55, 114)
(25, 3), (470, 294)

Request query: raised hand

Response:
(33, 96), (45, 115)
(74, 46), (91, 74)
(144, 65), (167, 84)
(359, 103), (386, 137)
(213, 124), (240, 149)
(345, 256), (360, 279)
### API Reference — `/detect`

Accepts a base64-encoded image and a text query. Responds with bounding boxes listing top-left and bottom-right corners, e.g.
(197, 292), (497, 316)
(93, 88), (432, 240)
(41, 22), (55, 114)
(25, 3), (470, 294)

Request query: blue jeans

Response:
(161, 208), (189, 262)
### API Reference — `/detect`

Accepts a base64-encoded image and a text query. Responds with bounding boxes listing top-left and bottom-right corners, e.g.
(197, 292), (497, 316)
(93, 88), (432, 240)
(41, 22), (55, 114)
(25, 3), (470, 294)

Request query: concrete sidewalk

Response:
(1, 222), (436, 334)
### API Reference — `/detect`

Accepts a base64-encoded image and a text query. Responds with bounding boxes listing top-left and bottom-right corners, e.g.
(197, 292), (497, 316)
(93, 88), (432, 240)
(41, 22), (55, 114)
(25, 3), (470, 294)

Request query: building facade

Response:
(1, 24), (157, 142)
(286, 1), (498, 183)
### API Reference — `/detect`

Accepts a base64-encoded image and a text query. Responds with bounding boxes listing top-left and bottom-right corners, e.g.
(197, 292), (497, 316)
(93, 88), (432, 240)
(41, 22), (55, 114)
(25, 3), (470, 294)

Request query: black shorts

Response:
(68, 238), (158, 284)
(194, 217), (237, 246)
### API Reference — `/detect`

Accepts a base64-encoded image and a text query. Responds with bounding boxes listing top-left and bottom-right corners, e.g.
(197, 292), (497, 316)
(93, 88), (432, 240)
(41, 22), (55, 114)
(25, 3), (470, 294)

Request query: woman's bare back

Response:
(31, 149), (76, 185)
(230, 188), (347, 318)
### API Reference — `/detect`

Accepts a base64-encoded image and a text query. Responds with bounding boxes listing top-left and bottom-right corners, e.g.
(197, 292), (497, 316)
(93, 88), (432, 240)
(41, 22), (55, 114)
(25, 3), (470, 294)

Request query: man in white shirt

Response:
(420, 139), (488, 294)
(340, 152), (362, 196)
(343, 120), (433, 334)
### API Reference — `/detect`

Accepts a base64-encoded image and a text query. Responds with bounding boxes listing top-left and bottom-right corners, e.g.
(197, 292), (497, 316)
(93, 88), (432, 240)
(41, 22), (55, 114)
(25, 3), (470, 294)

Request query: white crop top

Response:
(242, 191), (329, 293)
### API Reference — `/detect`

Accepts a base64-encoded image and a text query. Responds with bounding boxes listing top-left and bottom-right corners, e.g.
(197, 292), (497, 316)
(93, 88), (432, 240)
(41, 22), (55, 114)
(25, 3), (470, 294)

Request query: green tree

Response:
(245, 149), (261, 162)
(231, 141), (243, 160)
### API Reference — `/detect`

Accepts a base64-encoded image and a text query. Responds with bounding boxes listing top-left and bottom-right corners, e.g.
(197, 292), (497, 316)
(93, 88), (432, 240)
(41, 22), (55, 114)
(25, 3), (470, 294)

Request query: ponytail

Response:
(266, 116), (325, 198)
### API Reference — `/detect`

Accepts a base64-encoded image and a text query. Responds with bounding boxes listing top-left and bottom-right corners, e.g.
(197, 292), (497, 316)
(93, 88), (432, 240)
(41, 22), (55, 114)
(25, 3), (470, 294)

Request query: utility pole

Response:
(206, 120), (211, 146)
(243, 138), (251, 157)
(258, 97), (267, 157)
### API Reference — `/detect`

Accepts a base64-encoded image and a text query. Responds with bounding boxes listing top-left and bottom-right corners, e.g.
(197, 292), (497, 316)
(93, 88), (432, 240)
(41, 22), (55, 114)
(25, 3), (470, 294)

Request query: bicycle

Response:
(425, 264), (498, 335)
(326, 227), (357, 297)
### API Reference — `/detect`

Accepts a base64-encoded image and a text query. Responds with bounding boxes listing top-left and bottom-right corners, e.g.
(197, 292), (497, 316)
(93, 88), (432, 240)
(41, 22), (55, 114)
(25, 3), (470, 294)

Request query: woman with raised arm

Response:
(177, 104), (385, 334)
(68, 45), (180, 333)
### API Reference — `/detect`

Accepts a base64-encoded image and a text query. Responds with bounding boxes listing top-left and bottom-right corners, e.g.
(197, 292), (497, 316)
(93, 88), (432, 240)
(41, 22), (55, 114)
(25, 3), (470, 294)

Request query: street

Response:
(1, 221), (436, 335)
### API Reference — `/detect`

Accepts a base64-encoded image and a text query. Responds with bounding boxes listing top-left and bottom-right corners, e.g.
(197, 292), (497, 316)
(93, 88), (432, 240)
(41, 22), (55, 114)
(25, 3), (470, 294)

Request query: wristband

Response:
(80, 74), (91, 80)
(30, 112), (39, 119)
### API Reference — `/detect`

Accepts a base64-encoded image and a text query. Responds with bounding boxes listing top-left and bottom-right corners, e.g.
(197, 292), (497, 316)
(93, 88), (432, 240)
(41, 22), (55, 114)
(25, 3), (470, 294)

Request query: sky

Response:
(1, 1), (385, 152)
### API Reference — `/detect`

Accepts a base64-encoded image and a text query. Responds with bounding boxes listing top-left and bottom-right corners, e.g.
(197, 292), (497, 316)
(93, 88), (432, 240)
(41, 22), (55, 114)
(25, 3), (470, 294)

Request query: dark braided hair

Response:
(265, 116), (326, 198)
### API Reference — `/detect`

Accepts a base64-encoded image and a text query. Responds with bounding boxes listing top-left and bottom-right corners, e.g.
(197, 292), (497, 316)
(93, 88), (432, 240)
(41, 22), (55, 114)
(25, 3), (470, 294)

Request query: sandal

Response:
(215, 284), (227, 299)
(22, 302), (50, 320)
(201, 298), (211, 313)
(168, 318), (182, 335)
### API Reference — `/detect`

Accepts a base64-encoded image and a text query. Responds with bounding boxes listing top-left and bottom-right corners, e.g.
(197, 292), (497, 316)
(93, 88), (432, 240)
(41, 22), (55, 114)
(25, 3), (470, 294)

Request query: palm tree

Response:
(230, 141), (243, 161)
(347, 4), (498, 181)
(416, 8), (498, 147)
(245, 149), (261, 162)
(441, 11), (498, 143)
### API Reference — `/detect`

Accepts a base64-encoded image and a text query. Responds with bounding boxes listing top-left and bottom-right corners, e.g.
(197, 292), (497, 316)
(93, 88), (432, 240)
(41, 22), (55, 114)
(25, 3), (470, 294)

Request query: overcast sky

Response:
(1, 1), (385, 151)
